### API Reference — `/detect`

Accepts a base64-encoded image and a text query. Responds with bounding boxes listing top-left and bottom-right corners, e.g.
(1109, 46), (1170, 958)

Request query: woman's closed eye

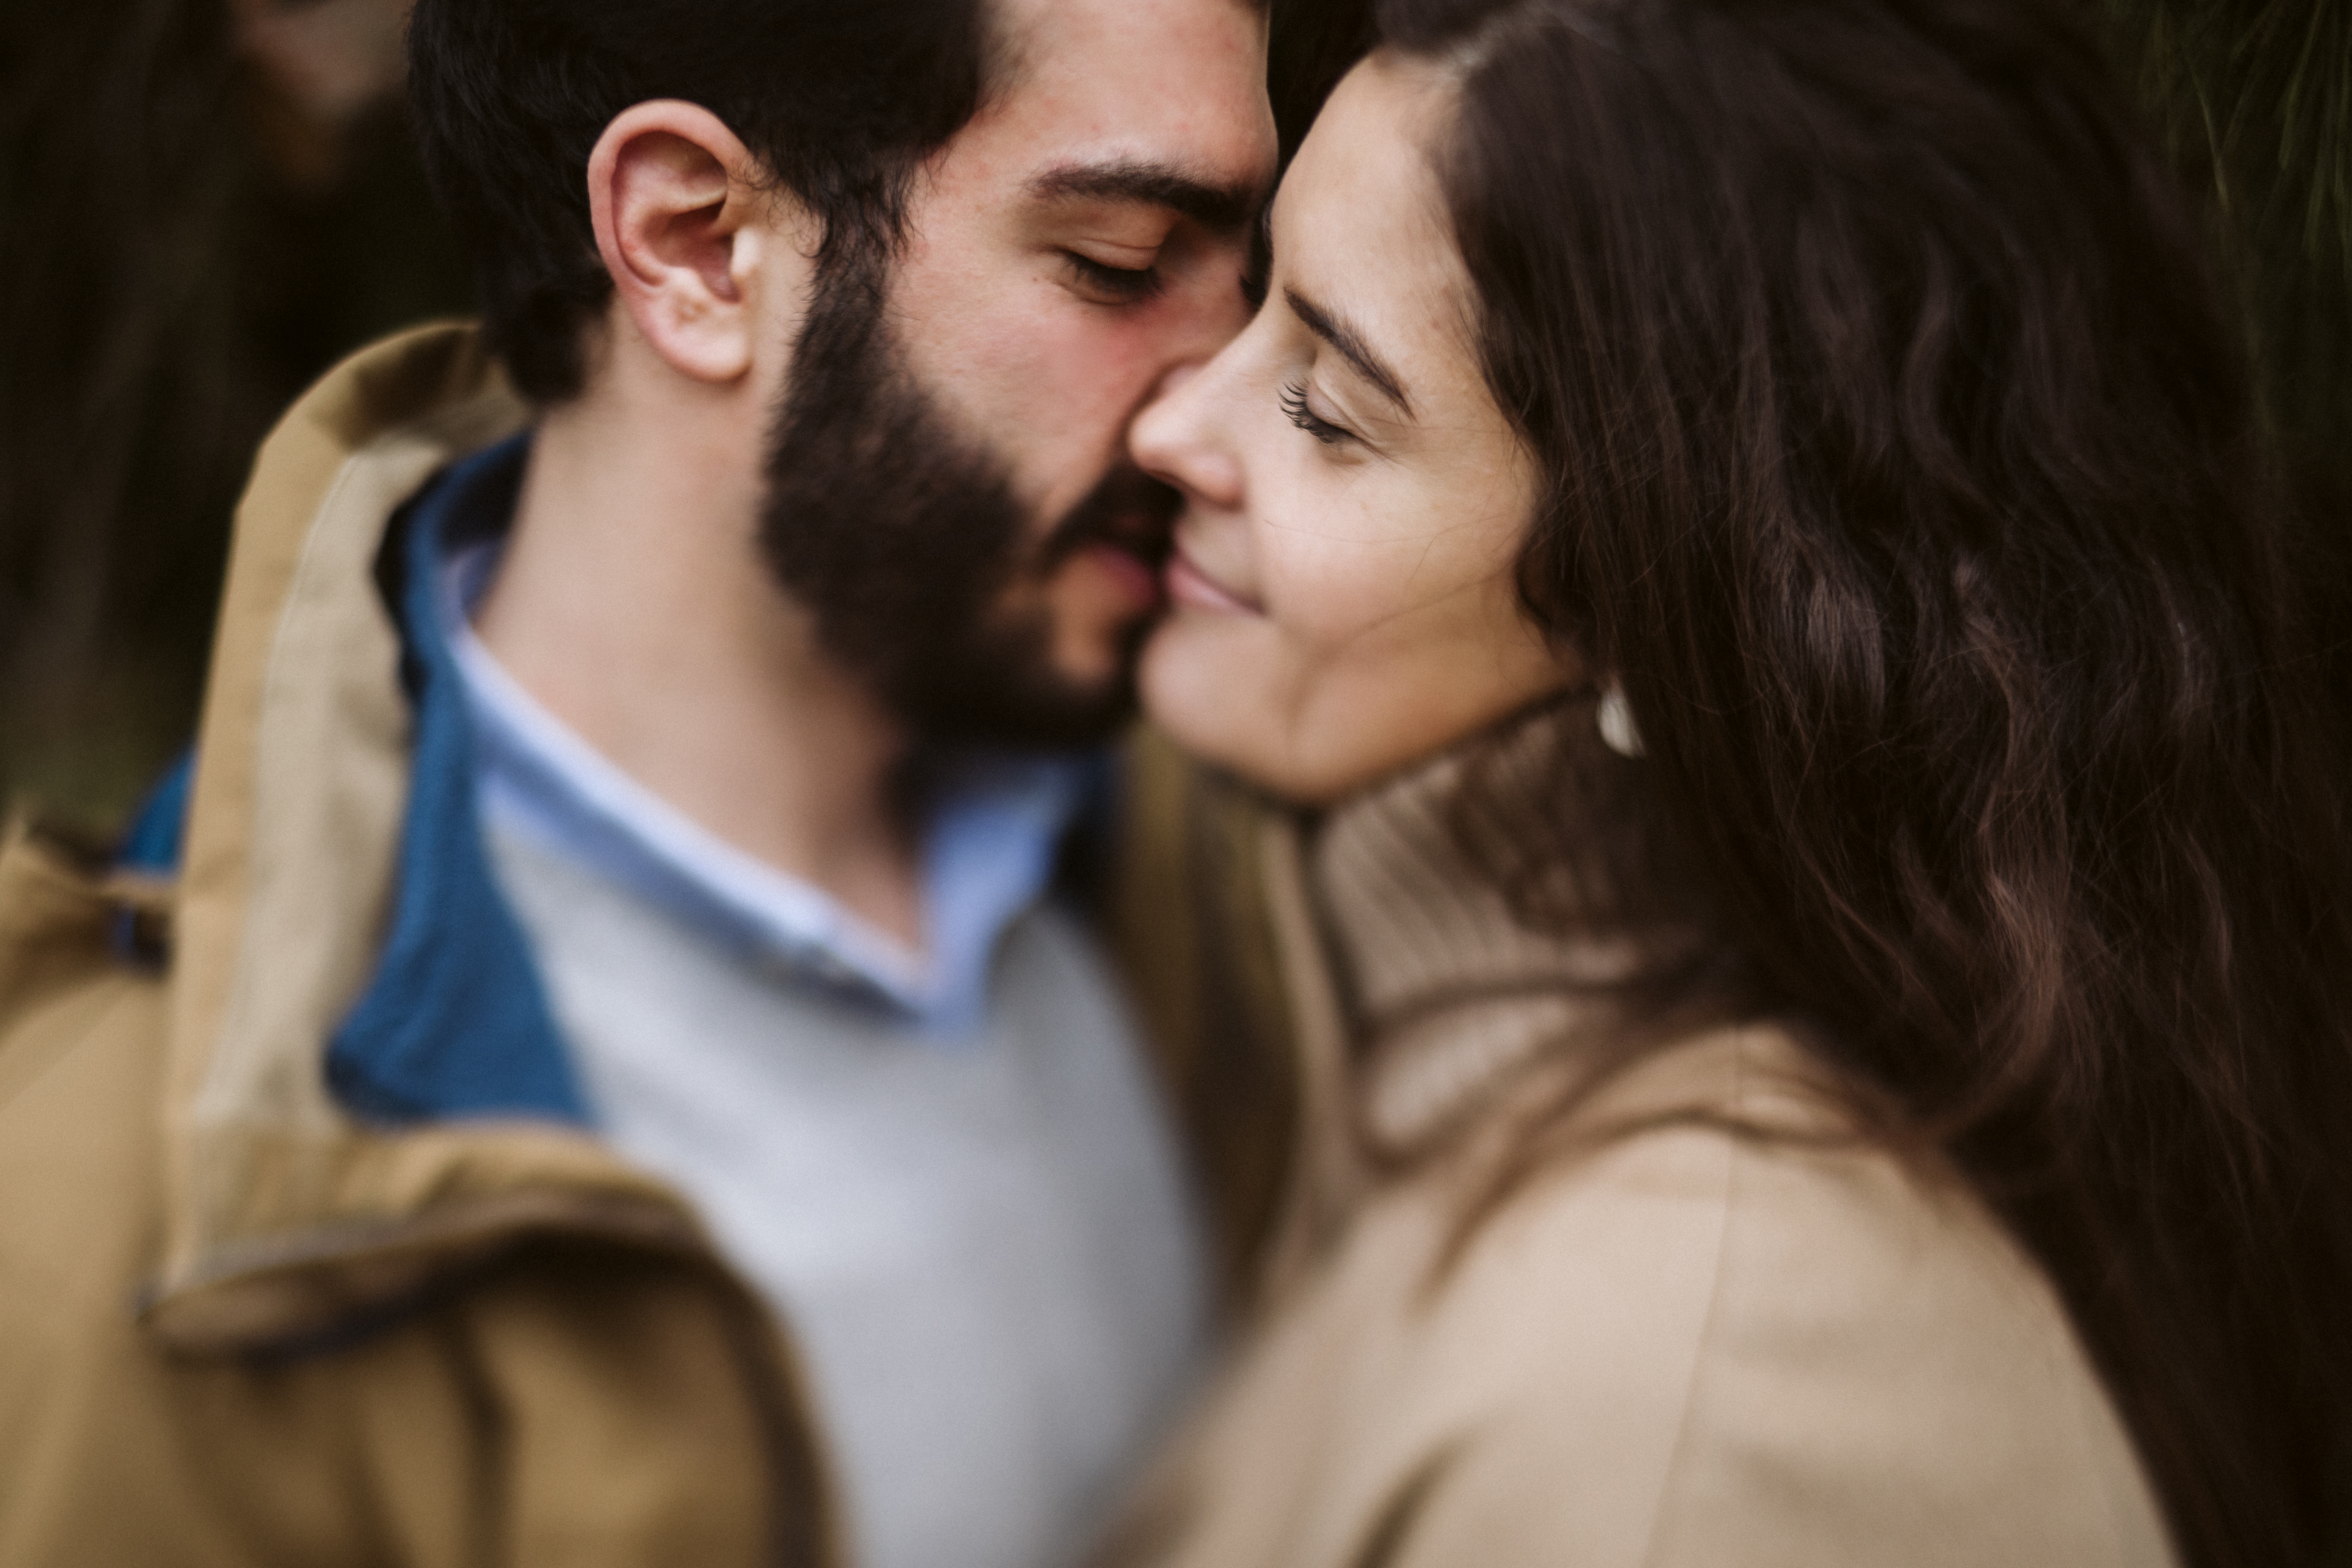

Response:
(1281, 380), (1357, 446)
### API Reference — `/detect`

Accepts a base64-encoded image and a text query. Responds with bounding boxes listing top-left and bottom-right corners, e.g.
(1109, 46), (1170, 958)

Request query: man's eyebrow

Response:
(1284, 286), (1413, 416)
(1027, 160), (1260, 235)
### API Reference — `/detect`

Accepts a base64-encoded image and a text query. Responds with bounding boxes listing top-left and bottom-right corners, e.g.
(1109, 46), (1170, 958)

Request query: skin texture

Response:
(1133, 55), (1575, 805)
(471, 0), (1277, 944)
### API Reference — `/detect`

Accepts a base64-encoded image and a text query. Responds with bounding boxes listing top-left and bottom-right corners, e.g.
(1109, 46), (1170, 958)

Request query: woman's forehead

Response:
(1272, 58), (1480, 387)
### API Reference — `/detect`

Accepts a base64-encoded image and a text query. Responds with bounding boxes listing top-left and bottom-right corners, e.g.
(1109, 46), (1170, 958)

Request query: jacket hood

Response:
(142, 323), (703, 1353)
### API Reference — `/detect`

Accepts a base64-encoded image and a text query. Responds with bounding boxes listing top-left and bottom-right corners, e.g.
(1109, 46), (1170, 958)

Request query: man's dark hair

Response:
(405, 0), (992, 404)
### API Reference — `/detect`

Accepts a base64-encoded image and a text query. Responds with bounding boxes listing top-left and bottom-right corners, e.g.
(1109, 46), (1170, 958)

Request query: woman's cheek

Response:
(1258, 545), (1418, 670)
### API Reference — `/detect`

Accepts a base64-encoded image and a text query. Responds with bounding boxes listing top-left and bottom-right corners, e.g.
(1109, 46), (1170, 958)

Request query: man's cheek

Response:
(995, 309), (1168, 434)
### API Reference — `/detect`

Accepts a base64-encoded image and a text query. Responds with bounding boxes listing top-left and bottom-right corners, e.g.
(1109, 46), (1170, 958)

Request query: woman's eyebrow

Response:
(1284, 286), (1413, 416)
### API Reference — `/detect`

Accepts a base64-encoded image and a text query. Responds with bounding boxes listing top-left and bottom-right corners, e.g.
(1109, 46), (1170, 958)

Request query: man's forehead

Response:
(990, 0), (1269, 52)
(978, 0), (1276, 208)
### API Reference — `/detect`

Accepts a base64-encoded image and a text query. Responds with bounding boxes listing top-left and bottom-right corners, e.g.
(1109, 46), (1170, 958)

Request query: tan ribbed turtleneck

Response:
(1246, 698), (1730, 1303)
(1303, 697), (1717, 1157)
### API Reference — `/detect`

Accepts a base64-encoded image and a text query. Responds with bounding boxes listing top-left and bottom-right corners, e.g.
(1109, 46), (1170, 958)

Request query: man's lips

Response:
(1040, 470), (1181, 573)
(1165, 548), (1260, 615)
(1070, 540), (1164, 613)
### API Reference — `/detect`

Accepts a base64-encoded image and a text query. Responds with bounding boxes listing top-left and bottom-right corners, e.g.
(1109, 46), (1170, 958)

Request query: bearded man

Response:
(0, 1), (1283, 1563)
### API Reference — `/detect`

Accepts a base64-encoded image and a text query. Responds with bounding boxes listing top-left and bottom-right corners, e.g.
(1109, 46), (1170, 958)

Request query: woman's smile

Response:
(1164, 537), (1261, 615)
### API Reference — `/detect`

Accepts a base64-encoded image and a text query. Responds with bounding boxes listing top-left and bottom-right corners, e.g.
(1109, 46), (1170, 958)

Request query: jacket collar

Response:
(144, 324), (699, 1353)
(323, 434), (589, 1125)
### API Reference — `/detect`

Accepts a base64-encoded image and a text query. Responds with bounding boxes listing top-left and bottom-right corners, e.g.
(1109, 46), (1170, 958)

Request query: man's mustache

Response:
(1036, 466), (1182, 573)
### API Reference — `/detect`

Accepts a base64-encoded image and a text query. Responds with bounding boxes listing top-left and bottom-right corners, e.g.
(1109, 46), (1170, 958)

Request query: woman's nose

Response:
(1131, 357), (1244, 510)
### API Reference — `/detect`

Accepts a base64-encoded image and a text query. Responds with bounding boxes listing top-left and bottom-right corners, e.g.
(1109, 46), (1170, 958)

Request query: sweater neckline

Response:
(1303, 696), (1719, 1153)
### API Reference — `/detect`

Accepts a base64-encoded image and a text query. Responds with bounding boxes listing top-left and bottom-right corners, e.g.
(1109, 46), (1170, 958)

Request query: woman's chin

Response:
(1141, 612), (1305, 799)
(1138, 615), (1352, 805)
(1144, 611), (1583, 807)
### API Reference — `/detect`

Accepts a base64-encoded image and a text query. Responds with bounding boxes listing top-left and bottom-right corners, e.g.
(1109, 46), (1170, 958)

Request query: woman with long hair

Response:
(1108, 1), (2352, 1564)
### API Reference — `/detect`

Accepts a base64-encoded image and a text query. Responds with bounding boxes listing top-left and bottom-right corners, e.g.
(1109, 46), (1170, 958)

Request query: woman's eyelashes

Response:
(1064, 251), (1164, 304)
(1281, 380), (1357, 446)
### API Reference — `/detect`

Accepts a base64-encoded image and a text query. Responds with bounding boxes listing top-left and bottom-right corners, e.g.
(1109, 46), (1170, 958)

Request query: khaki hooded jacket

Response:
(0, 323), (1296, 1568)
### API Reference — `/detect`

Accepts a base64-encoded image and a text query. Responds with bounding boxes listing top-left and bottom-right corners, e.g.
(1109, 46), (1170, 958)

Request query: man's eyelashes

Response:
(1064, 252), (1165, 303)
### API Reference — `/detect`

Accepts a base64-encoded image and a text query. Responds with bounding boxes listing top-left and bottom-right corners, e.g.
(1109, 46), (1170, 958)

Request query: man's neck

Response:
(471, 375), (925, 948)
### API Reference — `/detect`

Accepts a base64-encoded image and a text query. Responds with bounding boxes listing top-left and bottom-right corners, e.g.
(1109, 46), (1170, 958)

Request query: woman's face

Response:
(1131, 54), (1574, 804)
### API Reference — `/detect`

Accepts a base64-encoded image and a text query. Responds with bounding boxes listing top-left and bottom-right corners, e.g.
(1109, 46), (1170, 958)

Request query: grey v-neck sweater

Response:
(489, 826), (1208, 1568)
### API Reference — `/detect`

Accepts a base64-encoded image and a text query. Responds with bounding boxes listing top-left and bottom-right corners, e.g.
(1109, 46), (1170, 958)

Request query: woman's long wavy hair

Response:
(1377, 0), (2352, 1563)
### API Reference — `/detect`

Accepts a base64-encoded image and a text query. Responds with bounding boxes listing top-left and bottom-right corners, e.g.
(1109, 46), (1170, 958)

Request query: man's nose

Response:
(1163, 259), (1256, 370)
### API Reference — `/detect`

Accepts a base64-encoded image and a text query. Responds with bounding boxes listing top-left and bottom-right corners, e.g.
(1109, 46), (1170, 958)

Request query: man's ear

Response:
(587, 100), (799, 384)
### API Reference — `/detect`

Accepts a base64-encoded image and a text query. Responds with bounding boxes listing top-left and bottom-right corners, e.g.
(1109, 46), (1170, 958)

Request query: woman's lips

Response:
(1165, 548), (1261, 615)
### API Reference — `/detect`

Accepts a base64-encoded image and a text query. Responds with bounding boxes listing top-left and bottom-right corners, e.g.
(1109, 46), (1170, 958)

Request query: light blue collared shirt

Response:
(439, 540), (1097, 1038)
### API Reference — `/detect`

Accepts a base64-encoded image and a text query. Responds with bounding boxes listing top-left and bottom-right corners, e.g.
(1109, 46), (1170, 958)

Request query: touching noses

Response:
(1132, 354), (1244, 511)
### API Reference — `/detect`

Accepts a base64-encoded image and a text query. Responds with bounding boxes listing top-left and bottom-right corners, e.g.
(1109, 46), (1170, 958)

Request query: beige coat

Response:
(1104, 714), (2180, 1568)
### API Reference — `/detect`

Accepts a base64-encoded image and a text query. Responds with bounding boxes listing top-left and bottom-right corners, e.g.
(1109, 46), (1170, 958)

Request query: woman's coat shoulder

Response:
(1124, 1025), (2178, 1568)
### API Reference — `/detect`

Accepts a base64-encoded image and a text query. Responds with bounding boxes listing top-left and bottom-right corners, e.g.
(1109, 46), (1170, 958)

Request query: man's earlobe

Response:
(588, 100), (767, 384)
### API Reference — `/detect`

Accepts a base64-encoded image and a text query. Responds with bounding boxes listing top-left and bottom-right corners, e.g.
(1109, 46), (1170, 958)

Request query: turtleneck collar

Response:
(1303, 695), (1720, 1154)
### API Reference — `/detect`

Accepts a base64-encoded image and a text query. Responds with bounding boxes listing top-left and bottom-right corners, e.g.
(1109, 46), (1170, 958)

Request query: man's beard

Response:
(757, 242), (1175, 749)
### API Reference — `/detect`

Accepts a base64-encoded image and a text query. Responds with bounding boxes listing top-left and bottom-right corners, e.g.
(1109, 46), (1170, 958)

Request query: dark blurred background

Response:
(0, 0), (2344, 831)
(0, 0), (471, 828)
